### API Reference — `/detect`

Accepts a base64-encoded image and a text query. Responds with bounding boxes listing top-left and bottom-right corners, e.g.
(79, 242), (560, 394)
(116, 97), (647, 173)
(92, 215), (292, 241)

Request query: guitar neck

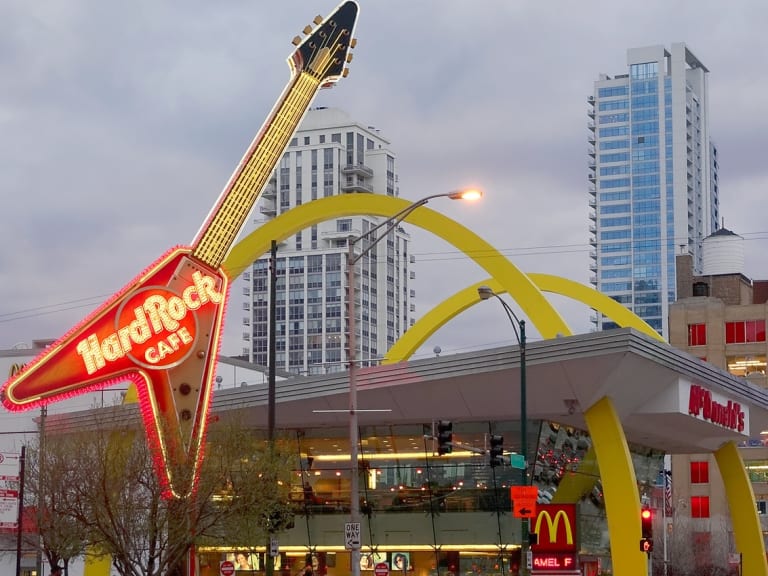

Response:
(192, 71), (321, 268)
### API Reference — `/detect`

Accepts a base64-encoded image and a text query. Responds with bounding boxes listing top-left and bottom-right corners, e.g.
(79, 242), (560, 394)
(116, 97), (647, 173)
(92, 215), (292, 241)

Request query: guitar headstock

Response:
(290, 0), (359, 87)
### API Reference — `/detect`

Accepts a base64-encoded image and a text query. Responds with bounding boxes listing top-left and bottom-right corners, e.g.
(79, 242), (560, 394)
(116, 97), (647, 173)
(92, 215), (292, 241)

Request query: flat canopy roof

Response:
(215, 329), (768, 454)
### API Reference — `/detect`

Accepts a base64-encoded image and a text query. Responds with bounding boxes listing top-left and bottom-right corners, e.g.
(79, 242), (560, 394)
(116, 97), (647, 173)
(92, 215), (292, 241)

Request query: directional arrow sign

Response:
(511, 486), (538, 518)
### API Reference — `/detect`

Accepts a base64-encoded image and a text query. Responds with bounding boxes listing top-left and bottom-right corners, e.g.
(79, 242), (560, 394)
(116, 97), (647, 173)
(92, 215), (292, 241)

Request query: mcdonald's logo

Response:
(8, 363), (25, 378)
(531, 504), (576, 553)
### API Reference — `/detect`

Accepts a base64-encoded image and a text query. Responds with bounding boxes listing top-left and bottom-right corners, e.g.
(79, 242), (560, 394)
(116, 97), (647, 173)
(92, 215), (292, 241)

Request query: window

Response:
(690, 496), (710, 518)
(690, 461), (709, 484)
(725, 320), (766, 344)
(688, 324), (707, 346)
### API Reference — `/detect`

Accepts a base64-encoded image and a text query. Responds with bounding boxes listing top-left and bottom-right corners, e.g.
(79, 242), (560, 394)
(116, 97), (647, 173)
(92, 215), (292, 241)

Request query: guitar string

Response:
(193, 24), (348, 268)
(192, 74), (319, 268)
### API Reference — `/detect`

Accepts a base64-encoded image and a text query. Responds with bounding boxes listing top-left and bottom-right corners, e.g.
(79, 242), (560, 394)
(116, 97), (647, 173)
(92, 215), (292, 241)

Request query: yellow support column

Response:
(714, 441), (767, 576)
(584, 396), (646, 576)
(83, 553), (112, 576)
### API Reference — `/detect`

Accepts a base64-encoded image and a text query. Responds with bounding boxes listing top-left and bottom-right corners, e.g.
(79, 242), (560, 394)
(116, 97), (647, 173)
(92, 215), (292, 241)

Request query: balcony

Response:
(341, 181), (374, 193)
(261, 179), (277, 198)
(260, 203), (277, 217)
(342, 163), (374, 178)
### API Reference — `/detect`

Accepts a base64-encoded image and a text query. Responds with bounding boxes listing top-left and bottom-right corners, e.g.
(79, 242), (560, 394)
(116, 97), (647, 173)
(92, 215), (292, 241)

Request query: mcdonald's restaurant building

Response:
(177, 328), (768, 576)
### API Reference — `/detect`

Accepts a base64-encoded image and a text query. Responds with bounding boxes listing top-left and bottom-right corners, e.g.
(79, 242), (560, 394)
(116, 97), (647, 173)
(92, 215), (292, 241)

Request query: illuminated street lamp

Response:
(347, 188), (482, 576)
(477, 285), (529, 575)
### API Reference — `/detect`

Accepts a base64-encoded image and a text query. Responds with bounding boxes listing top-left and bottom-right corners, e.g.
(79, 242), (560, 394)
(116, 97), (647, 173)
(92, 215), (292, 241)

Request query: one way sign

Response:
(344, 522), (361, 550)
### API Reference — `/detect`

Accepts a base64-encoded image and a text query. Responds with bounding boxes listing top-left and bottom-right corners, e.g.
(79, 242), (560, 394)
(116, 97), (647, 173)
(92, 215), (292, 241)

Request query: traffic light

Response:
(489, 434), (504, 467)
(641, 507), (653, 539)
(437, 420), (453, 455)
(640, 538), (654, 553)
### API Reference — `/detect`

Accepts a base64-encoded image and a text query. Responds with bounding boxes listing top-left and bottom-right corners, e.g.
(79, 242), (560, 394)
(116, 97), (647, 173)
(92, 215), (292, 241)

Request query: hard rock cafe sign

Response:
(0, 1), (360, 499)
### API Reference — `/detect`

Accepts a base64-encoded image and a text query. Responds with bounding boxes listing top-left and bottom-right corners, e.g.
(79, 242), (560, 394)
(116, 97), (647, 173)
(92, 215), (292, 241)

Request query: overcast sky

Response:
(2, 0), (768, 362)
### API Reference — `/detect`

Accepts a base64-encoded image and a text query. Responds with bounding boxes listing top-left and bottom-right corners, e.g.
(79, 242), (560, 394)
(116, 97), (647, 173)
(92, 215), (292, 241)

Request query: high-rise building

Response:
(588, 43), (720, 337)
(239, 107), (413, 375)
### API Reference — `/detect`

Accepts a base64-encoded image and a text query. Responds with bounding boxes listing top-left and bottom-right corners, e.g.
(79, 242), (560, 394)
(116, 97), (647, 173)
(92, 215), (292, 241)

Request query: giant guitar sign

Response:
(0, 1), (359, 500)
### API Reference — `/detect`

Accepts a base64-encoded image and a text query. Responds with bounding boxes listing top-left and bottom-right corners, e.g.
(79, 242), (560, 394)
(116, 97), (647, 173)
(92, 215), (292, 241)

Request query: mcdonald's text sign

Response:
(530, 504), (577, 553)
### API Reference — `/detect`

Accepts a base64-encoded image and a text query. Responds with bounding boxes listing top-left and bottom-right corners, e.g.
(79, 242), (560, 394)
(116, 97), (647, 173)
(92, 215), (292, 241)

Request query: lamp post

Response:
(477, 285), (528, 576)
(347, 188), (482, 576)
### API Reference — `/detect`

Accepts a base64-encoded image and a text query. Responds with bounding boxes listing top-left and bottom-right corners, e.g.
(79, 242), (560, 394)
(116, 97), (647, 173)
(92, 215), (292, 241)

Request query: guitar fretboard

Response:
(192, 72), (321, 268)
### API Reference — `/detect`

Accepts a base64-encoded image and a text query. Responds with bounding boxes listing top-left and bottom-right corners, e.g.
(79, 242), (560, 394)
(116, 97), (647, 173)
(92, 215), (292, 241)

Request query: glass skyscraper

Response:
(588, 44), (719, 337)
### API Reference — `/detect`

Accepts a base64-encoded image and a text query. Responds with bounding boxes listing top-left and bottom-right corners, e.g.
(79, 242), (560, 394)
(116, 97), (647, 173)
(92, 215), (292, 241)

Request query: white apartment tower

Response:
(239, 107), (413, 374)
(588, 43), (720, 337)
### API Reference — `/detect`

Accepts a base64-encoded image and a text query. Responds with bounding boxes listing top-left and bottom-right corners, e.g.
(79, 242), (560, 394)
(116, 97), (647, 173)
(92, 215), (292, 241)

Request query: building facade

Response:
(669, 240), (768, 567)
(588, 43), (720, 338)
(239, 107), (413, 375)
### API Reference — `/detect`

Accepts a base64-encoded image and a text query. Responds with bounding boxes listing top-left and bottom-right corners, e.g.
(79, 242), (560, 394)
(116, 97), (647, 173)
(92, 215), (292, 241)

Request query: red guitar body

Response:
(3, 247), (228, 498)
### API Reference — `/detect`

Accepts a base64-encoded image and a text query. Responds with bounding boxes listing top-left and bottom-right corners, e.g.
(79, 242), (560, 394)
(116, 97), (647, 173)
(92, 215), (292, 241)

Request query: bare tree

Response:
(22, 436), (92, 574)
(35, 406), (295, 576)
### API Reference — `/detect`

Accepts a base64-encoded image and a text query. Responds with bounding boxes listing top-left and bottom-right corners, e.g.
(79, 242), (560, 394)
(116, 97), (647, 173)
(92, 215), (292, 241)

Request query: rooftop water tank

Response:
(701, 228), (745, 275)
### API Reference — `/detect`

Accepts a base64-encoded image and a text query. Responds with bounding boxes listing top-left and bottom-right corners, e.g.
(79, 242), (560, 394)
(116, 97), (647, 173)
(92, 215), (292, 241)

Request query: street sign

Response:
(509, 454), (526, 470)
(344, 521), (361, 550)
(270, 536), (279, 557)
(220, 560), (235, 576)
(374, 562), (389, 576)
(511, 486), (538, 518)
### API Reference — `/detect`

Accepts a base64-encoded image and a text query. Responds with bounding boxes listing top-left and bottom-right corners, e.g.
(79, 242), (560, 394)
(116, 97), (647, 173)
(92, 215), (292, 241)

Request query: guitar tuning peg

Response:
(313, 15), (323, 25)
(350, 38), (357, 48)
(346, 53), (353, 63)
(303, 25), (313, 35)
(342, 68), (350, 78)
(291, 36), (302, 46)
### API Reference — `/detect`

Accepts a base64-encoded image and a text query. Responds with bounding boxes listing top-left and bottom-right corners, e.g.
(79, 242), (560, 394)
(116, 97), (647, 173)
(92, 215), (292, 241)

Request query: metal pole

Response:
(519, 320), (528, 576)
(15, 445), (25, 576)
(268, 240), (277, 440)
(267, 240), (278, 576)
(347, 240), (361, 576)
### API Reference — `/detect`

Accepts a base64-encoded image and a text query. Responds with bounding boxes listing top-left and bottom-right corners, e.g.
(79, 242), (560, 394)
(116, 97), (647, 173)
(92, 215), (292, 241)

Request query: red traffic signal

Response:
(641, 507), (653, 539)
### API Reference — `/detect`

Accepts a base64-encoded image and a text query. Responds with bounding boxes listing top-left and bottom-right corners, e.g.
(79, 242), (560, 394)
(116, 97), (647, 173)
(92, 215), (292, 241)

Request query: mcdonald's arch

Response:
(97, 194), (768, 576)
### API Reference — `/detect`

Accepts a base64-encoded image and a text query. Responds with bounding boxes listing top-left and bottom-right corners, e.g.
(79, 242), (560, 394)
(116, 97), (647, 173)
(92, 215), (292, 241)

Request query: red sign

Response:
(374, 562), (389, 576)
(220, 560), (235, 576)
(531, 553), (577, 572)
(531, 504), (577, 553)
(688, 384), (745, 432)
(511, 486), (538, 518)
(1, 249), (228, 500)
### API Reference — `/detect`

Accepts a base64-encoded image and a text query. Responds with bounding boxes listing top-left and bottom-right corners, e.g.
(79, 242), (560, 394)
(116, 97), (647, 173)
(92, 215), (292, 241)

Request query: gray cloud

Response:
(1, 0), (767, 357)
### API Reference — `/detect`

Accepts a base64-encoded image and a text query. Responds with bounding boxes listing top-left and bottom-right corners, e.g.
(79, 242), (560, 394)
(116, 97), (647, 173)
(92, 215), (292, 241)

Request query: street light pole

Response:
(477, 286), (528, 576)
(347, 189), (482, 576)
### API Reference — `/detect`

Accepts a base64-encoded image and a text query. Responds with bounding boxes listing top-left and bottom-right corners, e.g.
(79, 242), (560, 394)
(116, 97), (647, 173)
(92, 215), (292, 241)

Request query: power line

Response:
(3, 231), (768, 326)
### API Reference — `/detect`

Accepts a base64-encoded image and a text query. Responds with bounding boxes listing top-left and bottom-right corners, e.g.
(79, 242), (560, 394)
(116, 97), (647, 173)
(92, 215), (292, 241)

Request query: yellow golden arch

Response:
(89, 194), (764, 576)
